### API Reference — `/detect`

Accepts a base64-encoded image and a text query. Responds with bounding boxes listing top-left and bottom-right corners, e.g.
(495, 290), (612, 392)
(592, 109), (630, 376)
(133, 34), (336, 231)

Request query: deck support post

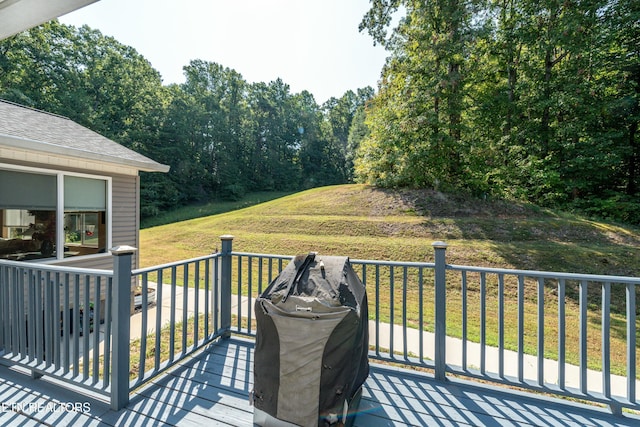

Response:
(220, 235), (234, 339)
(110, 245), (136, 411)
(433, 241), (448, 381)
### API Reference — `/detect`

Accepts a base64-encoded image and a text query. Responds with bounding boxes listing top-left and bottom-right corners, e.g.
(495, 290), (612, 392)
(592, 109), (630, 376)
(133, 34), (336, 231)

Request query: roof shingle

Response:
(0, 99), (169, 173)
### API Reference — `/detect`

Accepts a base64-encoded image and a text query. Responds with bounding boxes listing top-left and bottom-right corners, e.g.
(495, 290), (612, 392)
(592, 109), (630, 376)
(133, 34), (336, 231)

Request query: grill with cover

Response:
(252, 253), (369, 427)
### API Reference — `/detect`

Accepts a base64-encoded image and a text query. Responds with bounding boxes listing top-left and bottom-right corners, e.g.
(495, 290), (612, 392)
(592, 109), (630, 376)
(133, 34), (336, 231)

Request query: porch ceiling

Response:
(0, 0), (98, 40)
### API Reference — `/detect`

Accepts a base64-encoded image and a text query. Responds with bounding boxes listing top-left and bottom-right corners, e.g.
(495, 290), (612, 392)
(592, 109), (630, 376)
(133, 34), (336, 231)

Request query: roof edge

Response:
(0, 133), (170, 173)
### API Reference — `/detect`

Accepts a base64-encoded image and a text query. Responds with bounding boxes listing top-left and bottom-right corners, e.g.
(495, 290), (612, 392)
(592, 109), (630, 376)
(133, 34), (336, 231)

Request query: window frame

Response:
(0, 163), (112, 262)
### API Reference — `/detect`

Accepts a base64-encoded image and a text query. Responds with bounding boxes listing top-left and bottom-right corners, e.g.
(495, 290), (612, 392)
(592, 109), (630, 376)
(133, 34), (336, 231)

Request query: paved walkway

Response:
(129, 283), (638, 401)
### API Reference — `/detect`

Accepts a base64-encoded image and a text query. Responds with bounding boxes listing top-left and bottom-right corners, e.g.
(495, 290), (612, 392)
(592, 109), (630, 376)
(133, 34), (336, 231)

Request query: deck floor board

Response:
(1, 337), (639, 426)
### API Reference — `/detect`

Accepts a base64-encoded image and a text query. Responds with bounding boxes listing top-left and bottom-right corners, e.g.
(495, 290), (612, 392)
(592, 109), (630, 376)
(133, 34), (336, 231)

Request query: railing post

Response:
(220, 235), (234, 339)
(110, 245), (136, 411)
(433, 241), (448, 381)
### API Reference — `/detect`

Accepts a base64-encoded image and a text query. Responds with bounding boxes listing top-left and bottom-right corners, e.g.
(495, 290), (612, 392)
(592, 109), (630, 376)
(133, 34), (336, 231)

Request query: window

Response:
(63, 175), (107, 256)
(0, 167), (110, 261)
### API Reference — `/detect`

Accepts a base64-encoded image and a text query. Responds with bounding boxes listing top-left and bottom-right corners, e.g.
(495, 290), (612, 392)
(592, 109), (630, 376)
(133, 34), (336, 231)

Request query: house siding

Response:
(111, 174), (140, 257)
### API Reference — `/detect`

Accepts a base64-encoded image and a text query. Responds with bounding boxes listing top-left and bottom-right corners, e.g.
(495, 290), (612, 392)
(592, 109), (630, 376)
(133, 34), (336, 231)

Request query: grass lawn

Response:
(139, 184), (640, 377)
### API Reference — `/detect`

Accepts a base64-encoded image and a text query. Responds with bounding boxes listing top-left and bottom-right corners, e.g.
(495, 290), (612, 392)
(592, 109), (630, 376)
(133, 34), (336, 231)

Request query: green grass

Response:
(140, 191), (294, 229)
(139, 184), (640, 377)
(141, 185), (640, 275)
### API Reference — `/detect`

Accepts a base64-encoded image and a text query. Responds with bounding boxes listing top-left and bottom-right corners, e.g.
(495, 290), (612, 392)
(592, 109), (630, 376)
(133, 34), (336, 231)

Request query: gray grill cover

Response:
(253, 254), (369, 427)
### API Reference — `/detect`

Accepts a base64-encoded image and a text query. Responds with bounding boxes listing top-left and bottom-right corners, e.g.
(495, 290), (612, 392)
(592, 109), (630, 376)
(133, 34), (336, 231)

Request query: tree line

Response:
(1, 3), (638, 226)
(0, 21), (372, 218)
(354, 0), (639, 224)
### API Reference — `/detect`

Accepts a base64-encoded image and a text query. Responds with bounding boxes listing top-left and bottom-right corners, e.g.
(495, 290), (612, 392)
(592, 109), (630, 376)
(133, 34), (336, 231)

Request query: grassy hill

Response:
(140, 184), (640, 278)
(140, 184), (640, 377)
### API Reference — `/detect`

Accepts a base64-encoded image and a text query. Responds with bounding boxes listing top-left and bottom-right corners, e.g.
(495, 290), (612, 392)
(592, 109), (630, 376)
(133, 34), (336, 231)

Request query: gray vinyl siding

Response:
(111, 174), (139, 260)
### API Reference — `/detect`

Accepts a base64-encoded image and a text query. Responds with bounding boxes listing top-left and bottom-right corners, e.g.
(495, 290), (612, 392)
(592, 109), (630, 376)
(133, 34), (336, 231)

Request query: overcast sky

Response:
(59, 0), (390, 105)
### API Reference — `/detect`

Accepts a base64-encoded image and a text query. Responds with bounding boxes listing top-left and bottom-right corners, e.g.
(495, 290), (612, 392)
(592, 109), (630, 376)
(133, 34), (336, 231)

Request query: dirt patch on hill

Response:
(365, 187), (640, 247)
(368, 187), (541, 219)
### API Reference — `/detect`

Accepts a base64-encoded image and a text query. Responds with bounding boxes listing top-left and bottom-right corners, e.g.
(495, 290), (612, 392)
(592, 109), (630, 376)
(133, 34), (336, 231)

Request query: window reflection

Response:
(64, 211), (105, 255)
(0, 209), (56, 260)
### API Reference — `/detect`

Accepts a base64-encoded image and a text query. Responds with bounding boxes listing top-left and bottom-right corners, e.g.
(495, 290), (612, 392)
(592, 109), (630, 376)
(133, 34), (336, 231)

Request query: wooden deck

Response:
(1, 337), (638, 427)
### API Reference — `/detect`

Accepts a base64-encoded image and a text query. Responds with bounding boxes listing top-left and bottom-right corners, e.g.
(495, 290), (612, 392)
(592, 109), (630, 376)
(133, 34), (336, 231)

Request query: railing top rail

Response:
(351, 258), (436, 268)
(133, 252), (221, 275)
(447, 263), (640, 284)
(232, 252), (437, 269)
(231, 251), (293, 260)
(0, 258), (113, 276)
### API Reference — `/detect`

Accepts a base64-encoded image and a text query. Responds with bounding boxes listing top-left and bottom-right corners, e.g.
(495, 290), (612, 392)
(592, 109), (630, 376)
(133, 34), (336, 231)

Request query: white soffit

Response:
(0, 0), (99, 40)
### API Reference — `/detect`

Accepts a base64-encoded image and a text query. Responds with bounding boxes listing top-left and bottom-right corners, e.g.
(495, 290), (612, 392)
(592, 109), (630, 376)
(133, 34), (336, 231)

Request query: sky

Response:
(59, 0), (390, 105)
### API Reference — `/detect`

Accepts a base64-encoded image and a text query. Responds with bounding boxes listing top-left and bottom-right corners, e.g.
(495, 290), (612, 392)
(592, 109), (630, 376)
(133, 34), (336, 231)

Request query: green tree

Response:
(357, 0), (478, 189)
(0, 21), (85, 113)
(180, 60), (250, 199)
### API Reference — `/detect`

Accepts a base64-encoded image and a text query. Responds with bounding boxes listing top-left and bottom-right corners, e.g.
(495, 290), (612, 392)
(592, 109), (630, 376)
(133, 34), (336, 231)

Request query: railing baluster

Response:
(169, 266), (176, 362)
(83, 275), (91, 380)
(579, 280), (588, 394)
(35, 271), (44, 364)
(213, 257), (219, 333)
(375, 264), (380, 357)
(27, 270), (35, 362)
(155, 269), (163, 371)
(258, 256), (264, 296)
(182, 264), (188, 354)
(204, 260), (210, 338)
(537, 277), (544, 386)
(480, 271), (486, 374)
(17, 269), (25, 356)
(558, 279), (566, 390)
(389, 265), (394, 358)
(194, 261), (200, 344)
(602, 282), (611, 398)
(0, 266), (6, 353)
(627, 283), (637, 404)
(498, 273), (504, 378)
(462, 271), (467, 370)
(93, 276), (101, 384)
(517, 275), (524, 382)
(51, 271), (62, 370)
(103, 276), (112, 387)
(73, 273), (80, 378)
(9, 268), (17, 356)
(237, 256), (242, 332)
(0, 265), (5, 353)
(139, 273), (148, 381)
(418, 266), (424, 364)
(256, 256), (264, 334)
(248, 256), (253, 334)
(63, 272), (70, 373)
(402, 266), (408, 359)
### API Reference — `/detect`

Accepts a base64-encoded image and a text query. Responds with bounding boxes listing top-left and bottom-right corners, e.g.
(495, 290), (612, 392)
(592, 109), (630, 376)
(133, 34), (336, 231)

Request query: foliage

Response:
(0, 21), (373, 219)
(356, 0), (640, 224)
(1, 9), (638, 225)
